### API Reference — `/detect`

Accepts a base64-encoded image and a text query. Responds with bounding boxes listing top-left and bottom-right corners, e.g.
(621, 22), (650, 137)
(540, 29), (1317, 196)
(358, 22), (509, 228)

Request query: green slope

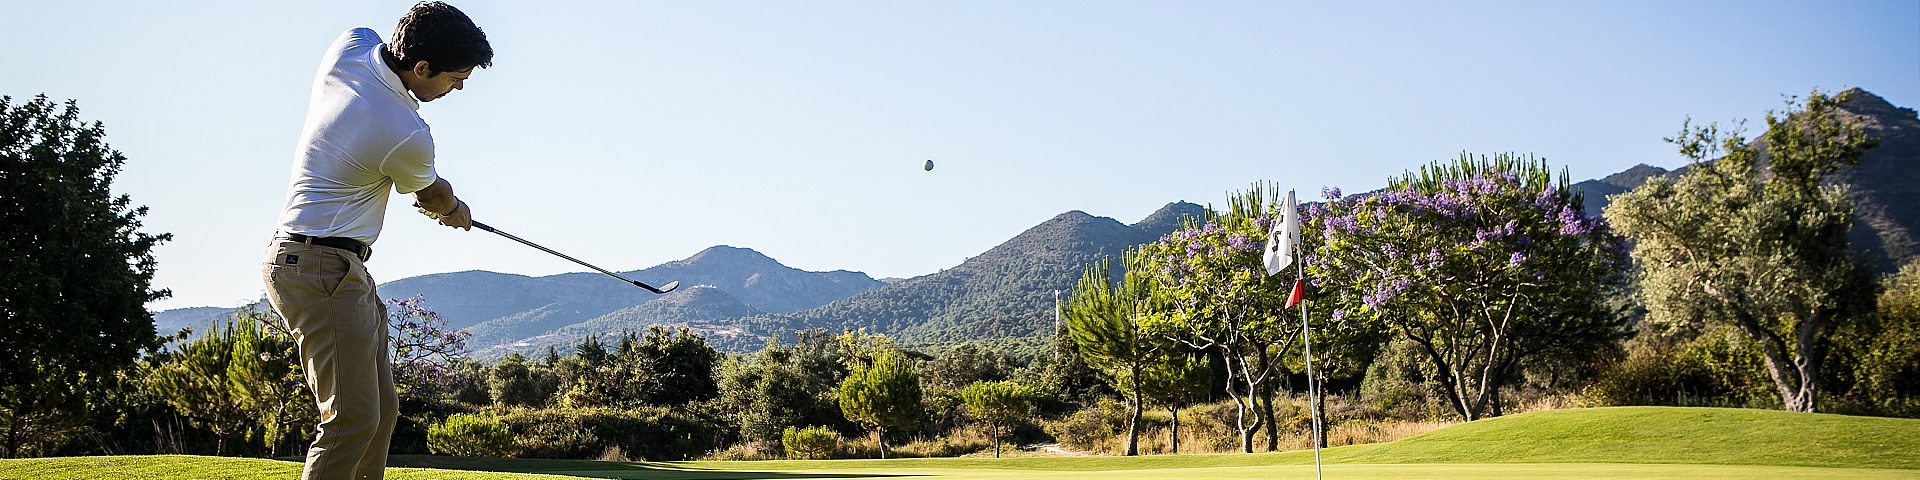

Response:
(1324, 406), (1920, 469)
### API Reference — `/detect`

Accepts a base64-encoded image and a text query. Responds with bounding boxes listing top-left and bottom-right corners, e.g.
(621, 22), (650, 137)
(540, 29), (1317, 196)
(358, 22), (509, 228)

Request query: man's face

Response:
(403, 63), (474, 103)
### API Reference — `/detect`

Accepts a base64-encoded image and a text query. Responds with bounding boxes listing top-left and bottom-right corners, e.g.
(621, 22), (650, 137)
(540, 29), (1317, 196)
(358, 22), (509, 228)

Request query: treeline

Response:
(6, 89), (1918, 461)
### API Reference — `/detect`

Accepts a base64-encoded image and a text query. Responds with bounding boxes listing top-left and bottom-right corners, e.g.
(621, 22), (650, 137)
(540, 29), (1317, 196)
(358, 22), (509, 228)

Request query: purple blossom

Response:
(1322, 186), (1343, 200)
(1331, 309), (1346, 321)
(1227, 233), (1257, 252)
(1509, 252), (1527, 267)
(1305, 203), (1327, 218)
(1557, 205), (1591, 236)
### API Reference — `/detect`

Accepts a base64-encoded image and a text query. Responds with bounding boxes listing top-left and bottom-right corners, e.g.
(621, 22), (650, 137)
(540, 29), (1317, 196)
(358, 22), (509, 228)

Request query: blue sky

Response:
(3, 1), (1913, 310)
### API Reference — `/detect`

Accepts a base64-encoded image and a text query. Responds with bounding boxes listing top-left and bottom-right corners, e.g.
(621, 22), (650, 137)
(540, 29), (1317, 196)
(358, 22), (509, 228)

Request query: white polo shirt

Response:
(275, 27), (439, 246)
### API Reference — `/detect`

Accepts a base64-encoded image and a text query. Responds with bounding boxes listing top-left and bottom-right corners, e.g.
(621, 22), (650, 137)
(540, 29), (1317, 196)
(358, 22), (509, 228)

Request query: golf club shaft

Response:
(470, 220), (675, 294)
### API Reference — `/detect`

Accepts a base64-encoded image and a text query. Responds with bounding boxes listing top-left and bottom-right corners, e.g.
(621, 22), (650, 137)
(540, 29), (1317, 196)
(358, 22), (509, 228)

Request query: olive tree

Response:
(1605, 89), (1879, 413)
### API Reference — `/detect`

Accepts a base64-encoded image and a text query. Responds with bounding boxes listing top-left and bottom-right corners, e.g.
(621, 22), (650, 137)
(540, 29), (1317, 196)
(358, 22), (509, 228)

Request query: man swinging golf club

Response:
(262, 3), (489, 479)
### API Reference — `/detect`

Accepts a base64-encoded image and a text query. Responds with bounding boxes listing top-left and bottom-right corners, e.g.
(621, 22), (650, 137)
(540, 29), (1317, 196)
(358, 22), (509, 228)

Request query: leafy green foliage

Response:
(1834, 260), (1920, 414)
(145, 307), (312, 457)
(837, 349), (923, 458)
(548, 326), (721, 409)
(715, 331), (850, 447)
(1605, 89), (1880, 412)
(427, 414), (516, 458)
(960, 380), (1035, 458)
(496, 406), (722, 461)
(922, 343), (1014, 391)
(780, 425), (838, 460)
(486, 353), (552, 408)
(0, 95), (169, 457)
(1137, 349), (1209, 453)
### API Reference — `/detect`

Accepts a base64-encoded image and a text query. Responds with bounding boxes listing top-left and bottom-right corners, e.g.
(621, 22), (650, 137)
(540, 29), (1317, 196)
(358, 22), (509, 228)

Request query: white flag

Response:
(1264, 189), (1300, 276)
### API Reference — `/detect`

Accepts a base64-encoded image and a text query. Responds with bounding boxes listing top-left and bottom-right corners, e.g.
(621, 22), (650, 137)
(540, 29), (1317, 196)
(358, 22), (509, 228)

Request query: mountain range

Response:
(1573, 88), (1918, 272)
(154, 88), (1920, 358)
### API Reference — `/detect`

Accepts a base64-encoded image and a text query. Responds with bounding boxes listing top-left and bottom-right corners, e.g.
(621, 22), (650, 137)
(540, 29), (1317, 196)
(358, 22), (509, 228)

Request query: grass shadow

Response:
(387, 455), (918, 480)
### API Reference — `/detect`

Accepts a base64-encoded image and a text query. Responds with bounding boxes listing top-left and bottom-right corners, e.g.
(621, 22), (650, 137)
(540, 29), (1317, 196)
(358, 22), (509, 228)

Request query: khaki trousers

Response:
(262, 239), (397, 480)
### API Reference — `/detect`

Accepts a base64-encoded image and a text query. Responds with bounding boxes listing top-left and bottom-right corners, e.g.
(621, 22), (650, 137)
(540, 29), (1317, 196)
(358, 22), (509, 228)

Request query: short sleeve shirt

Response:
(275, 27), (438, 245)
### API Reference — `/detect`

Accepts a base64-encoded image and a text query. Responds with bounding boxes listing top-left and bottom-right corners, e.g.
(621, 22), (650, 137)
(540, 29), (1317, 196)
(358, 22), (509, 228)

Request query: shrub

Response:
(498, 406), (725, 460)
(1044, 399), (1125, 453)
(782, 426), (838, 459)
(427, 414), (516, 457)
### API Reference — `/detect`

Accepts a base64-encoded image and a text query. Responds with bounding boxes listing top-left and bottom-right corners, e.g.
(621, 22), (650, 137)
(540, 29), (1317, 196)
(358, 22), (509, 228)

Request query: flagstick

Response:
(1265, 188), (1322, 479)
(1297, 262), (1323, 480)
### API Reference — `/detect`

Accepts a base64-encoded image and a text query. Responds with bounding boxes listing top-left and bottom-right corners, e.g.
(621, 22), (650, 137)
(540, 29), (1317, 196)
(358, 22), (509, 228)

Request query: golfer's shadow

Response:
(387, 455), (919, 479)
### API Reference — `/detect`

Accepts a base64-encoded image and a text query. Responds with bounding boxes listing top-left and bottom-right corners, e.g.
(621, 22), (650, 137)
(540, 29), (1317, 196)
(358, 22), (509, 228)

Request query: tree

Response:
(837, 349), (922, 459)
(0, 95), (169, 457)
(717, 331), (849, 449)
(145, 318), (250, 456)
(487, 353), (544, 408)
(924, 343), (1011, 391)
(1312, 154), (1628, 420)
(387, 296), (472, 409)
(227, 304), (315, 457)
(1064, 255), (1162, 456)
(629, 326), (721, 406)
(1605, 89), (1879, 413)
(959, 380), (1034, 458)
(1134, 185), (1297, 452)
(1137, 348), (1209, 454)
(1843, 260), (1920, 413)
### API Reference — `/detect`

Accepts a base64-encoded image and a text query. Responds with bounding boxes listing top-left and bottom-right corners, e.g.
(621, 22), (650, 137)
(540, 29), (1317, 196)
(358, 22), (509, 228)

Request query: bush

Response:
(427, 414), (516, 457)
(1043, 399), (1125, 453)
(782, 426), (838, 459)
(498, 406), (725, 460)
(1584, 326), (1776, 409)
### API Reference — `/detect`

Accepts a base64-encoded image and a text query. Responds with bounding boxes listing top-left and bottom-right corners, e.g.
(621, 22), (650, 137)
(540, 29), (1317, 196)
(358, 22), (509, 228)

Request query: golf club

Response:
(470, 220), (680, 294)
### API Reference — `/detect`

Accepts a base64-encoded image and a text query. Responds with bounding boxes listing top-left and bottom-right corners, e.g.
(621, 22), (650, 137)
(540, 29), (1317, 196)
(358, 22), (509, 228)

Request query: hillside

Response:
(379, 245), (884, 352)
(471, 285), (767, 360)
(740, 201), (1205, 346)
(1576, 88), (1920, 272)
(149, 306), (231, 337)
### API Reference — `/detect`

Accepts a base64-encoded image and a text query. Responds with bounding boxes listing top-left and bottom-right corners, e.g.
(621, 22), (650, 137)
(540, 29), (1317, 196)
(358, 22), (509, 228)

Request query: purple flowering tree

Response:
(388, 296), (473, 409)
(1309, 154), (1627, 421)
(1134, 183), (1297, 453)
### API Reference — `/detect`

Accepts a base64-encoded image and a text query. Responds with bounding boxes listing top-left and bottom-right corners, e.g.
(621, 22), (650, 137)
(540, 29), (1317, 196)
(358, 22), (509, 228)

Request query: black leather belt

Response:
(283, 233), (368, 258)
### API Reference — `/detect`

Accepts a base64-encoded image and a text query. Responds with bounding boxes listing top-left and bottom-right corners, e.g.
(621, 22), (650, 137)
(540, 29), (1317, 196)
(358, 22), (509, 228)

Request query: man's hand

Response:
(411, 177), (472, 230)
(435, 200), (472, 230)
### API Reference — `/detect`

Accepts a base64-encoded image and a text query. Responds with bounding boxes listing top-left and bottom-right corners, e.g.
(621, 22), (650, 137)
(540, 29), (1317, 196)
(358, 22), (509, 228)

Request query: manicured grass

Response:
(4, 407), (1916, 479)
(1325, 406), (1920, 469)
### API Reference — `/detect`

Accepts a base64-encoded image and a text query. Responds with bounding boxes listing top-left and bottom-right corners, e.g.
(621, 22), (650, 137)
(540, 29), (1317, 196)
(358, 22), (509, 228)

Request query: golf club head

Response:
(640, 280), (680, 294)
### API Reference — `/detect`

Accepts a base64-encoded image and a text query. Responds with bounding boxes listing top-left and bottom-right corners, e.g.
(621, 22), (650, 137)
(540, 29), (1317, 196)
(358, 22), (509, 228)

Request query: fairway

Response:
(5, 407), (1917, 479)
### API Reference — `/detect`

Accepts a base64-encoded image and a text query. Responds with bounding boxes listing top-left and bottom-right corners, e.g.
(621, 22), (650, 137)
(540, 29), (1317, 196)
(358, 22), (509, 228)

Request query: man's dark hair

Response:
(389, 1), (493, 76)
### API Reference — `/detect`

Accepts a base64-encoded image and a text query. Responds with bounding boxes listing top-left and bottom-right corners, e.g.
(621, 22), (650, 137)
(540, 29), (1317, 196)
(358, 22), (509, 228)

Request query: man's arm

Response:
(411, 177), (472, 229)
